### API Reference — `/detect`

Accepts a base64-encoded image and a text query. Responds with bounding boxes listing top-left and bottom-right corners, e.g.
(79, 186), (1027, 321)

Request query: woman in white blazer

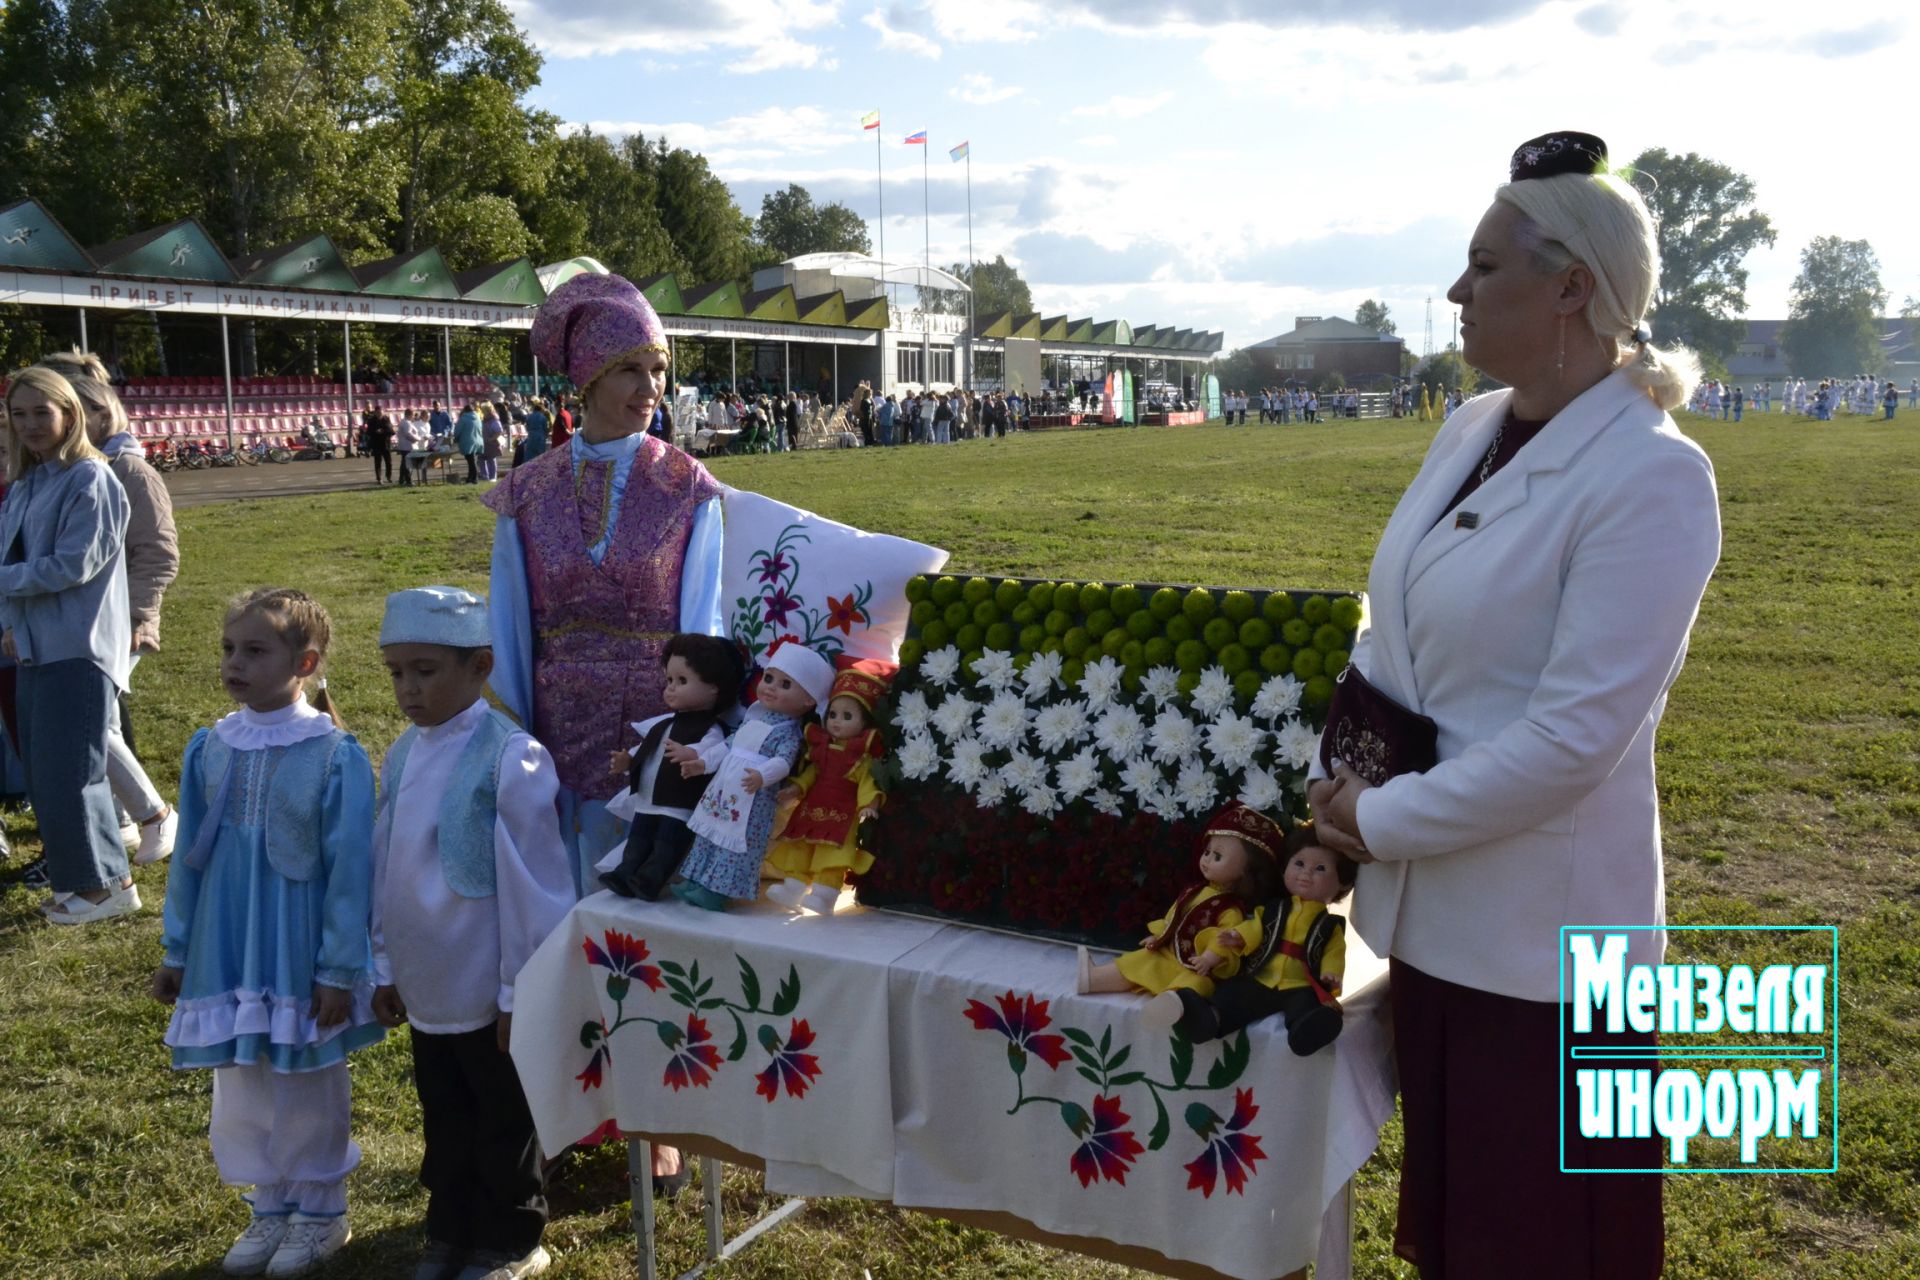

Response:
(1310, 133), (1721, 1278)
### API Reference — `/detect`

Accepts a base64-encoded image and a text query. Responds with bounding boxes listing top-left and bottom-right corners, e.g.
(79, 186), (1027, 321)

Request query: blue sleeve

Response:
(489, 514), (535, 723)
(0, 465), (127, 598)
(678, 496), (726, 637)
(160, 731), (211, 968)
(314, 737), (377, 989)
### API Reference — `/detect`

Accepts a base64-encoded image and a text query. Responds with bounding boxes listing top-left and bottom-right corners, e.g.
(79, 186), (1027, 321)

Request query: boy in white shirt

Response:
(371, 587), (575, 1280)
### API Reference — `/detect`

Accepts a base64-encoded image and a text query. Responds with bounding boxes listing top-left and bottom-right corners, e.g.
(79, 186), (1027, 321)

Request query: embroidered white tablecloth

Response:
(511, 892), (946, 1198)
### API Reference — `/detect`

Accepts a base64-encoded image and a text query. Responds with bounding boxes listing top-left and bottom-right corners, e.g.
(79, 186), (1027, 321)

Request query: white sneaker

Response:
(456, 1244), (551, 1280)
(223, 1215), (291, 1275)
(265, 1215), (350, 1277)
(1075, 946), (1093, 995)
(763, 877), (808, 909)
(133, 805), (178, 865)
(119, 820), (141, 849)
(44, 883), (142, 926)
(797, 882), (840, 916)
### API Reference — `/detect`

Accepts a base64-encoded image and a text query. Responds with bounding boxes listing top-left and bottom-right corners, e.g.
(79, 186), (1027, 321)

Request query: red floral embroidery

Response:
(662, 1014), (724, 1091)
(1183, 1088), (1267, 1197)
(1063, 1094), (1143, 1187)
(755, 1018), (823, 1101)
(963, 991), (1072, 1070)
(582, 930), (664, 991)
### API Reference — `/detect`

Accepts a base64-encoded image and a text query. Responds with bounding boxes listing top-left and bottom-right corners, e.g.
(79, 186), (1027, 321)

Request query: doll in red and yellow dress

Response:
(763, 660), (895, 916)
(1075, 802), (1285, 999)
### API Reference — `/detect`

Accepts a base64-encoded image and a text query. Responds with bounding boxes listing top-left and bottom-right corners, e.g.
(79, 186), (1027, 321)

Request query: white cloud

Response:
(1077, 133), (1119, 147)
(505, 0), (842, 68)
(1070, 90), (1174, 119)
(951, 72), (1021, 104)
(863, 3), (943, 56)
(575, 106), (855, 166)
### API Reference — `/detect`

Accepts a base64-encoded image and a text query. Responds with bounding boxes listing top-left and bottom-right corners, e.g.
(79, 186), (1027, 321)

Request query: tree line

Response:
(0, 0), (883, 375)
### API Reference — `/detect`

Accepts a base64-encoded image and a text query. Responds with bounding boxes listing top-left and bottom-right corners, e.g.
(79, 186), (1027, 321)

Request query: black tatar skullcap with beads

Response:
(1509, 131), (1608, 182)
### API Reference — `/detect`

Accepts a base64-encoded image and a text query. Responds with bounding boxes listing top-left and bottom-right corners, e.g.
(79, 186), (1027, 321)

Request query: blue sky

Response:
(509, 0), (1916, 351)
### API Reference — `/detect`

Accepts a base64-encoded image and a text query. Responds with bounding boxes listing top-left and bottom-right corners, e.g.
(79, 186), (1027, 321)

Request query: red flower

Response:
(662, 1014), (724, 1091)
(755, 549), (792, 585)
(755, 1019), (823, 1101)
(582, 930), (664, 992)
(962, 991), (1073, 1071)
(1183, 1088), (1268, 1197)
(825, 592), (866, 634)
(1062, 1094), (1144, 1187)
(576, 1018), (612, 1091)
(762, 586), (802, 630)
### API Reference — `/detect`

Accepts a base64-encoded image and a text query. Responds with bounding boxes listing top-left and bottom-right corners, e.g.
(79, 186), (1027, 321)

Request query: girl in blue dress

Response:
(150, 588), (382, 1278)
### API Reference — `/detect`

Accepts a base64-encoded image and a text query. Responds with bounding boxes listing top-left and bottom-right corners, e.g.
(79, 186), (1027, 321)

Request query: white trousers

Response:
(105, 655), (166, 825)
(210, 1060), (359, 1217)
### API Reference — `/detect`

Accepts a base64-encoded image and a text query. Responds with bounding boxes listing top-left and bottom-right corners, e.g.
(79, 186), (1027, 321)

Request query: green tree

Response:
(1779, 236), (1886, 377)
(635, 137), (753, 284)
(523, 130), (679, 279)
(934, 255), (1032, 317)
(1631, 148), (1775, 365)
(754, 184), (873, 261)
(1415, 347), (1480, 402)
(1353, 299), (1395, 335)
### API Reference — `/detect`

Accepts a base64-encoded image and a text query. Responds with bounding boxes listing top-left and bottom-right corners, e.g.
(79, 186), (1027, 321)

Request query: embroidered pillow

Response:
(720, 487), (948, 671)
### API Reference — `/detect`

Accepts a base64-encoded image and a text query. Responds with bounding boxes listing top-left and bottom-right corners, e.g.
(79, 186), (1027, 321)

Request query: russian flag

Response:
(904, 130), (927, 145)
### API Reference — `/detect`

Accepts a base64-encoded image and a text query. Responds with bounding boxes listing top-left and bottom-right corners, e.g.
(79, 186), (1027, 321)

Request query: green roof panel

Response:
(636, 273), (685, 314)
(353, 247), (458, 298)
(1040, 315), (1069, 341)
(1067, 318), (1094, 343)
(682, 281), (744, 318)
(91, 217), (236, 283)
(845, 296), (890, 330)
(743, 284), (798, 323)
(0, 199), (94, 273)
(233, 235), (359, 292)
(796, 291), (846, 326)
(455, 257), (543, 305)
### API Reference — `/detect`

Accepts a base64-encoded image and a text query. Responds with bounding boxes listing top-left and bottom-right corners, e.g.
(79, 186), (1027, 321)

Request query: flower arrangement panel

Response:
(887, 927), (1344, 1280)
(508, 894), (949, 1199)
(859, 575), (1363, 950)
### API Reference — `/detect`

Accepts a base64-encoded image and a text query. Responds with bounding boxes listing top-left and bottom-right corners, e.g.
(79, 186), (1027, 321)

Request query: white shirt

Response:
(370, 698), (576, 1034)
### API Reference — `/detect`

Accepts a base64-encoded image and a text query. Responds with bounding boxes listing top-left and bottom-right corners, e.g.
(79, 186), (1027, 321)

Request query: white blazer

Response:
(1336, 369), (1721, 1001)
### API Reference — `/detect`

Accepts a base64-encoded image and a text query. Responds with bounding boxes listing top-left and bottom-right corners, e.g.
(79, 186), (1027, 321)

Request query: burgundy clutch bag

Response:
(1318, 665), (1438, 787)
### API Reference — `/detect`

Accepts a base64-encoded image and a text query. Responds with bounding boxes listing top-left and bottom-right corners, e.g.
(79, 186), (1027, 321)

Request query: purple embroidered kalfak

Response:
(484, 438), (722, 798)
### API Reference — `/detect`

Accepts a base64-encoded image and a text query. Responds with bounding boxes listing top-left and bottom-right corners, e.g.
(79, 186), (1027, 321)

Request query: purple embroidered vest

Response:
(483, 437), (721, 798)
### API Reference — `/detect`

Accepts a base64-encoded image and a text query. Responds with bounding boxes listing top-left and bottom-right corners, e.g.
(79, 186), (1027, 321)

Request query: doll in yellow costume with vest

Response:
(1075, 802), (1284, 999)
(1142, 820), (1356, 1056)
(764, 659), (895, 916)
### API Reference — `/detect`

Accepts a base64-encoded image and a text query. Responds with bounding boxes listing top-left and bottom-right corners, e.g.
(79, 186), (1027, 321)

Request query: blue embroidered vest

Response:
(377, 708), (518, 899)
(195, 730), (348, 883)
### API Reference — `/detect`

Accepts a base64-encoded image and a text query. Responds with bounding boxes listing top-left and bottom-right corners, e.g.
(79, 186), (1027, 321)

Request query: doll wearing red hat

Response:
(1077, 802), (1284, 999)
(764, 659), (895, 916)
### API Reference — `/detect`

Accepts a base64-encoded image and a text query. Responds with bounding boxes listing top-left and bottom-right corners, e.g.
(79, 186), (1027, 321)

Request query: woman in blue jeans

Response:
(0, 366), (137, 924)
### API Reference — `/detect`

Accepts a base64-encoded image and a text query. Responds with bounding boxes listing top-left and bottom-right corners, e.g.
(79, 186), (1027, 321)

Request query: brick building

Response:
(1246, 316), (1405, 387)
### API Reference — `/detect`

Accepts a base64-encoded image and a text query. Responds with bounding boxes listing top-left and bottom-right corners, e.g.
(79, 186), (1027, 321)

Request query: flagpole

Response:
(922, 138), (930, 270)
(875, 121), (885, 302)
(964, 148), (974, 388)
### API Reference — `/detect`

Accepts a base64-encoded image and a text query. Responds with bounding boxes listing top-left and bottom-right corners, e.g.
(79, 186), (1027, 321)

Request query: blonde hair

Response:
(36, 349), (129, 445)
(4, 365), (104, 479)
(225, 587), (346, 728)
(1495, 171), (1701, 412)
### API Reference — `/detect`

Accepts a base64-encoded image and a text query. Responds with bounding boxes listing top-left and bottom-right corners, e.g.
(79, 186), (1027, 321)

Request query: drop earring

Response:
(1556, 314), (1566, 378)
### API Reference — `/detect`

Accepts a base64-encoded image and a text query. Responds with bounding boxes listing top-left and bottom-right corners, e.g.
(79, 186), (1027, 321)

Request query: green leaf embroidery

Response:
(738, 955), (762, 1010)
(1147, 1089), (1170, 1151)
(1169, 1032), (1194, 1088)
(1061, 1026), (1095, 1049)
(770, 964), (802, 1016)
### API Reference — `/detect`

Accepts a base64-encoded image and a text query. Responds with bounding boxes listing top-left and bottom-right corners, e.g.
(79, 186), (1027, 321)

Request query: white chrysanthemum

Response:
(999, 748), (1049, 796)
(1192, 667), (1235, 718)
(1148, 708), (1201, 765)
(1093, 704), (1147, 762)
(1118, 754), (1163, 800)
(949, 736), (989, 789)
(1019, 784), (1061, 818)
(897, 733), (939, 781)
(932, 693), (977, 742)
(974, 648), (1018, 693)
(921, 645), (961, 688)
(1204, 710), (1265, 771)
(1238, 767), (1283, 812)
(1274, 717), (1321, 770)
(1090, 788), (1125, 817)
(1022, 650), (1065, 701)
(976, 691), (1031, 750)
(893, 689), (933, 736)
(1055, 746), (1101, 801)
(1147, 787), (1184, 821)
(975, 774), (1008, 808)
(1176, 760), (1219, 815)
(1032, 700), (1090, 754)
(1140, 665), (1181, 706)
(1252, 673), (1304, 722)
(1079, 655), (1124, 709)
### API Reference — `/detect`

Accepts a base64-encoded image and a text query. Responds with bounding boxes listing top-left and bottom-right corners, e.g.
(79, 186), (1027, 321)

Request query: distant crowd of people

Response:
(1690, 376), (1912, 422)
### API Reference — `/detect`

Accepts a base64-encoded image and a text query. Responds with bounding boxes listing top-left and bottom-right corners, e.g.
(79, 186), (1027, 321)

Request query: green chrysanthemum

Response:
(1084, 608), (1116, 639)
(1221, 590), (1256, 623)
(1324, 648), (1350, 677)
(1019, 624), (1046, 653)
(1202, 617), (1236, 651)
(1305, 674), (1335, 707)
(1262, 592), (1297, 623)
(1052, 583), (1080, 614)
(1260, 643), (1293, 674)
(1292, 648), (1323, 680)
(1028, 581), (1056, 612)
(1182, 587), (1217, 623)
(1238, 617), (1273, 650)
(1313, 624), (1345, 654)
(1063, 626), (1092, 658)
(1121, 640), (1145, 669)
(973, 600), (1000, 628)
(1234, 669), (1264, 702)
(1280, 618), (1312, 647)
(986, 623), (1015, 652)
(1144, 637), (1174, 668)
(1101, 628), (1131, 659)
(905, 575), (930, 604)
(1176, 671), (1201, 697)
(1110, 584), (1143, 617)
(930, 575), (960, 606)
(1149, 587), (1182, 621)
(1061, 658), (1086, 688)
(1301, 594), (1331, 625)
(963, 577), (993, 605)
(1175, 639), (1208, 673)
(994, 579), (1025, 612)
(1330, 596), (1363, 630)
(955, 623), (984, 654)
(1164, 615), (1195, 645)
(1045, 609), (1073, 636)
(1080, 582), (1110, 614)
(1219, 643), (1251, 675)
(944, 601), (972, 631)
(1126, 610), (1157, 640)
(1011, 601), (1039, 627)
(921, 620), (951, 649)
(898, 639), (925, 669)
(910, 600), (938, 627)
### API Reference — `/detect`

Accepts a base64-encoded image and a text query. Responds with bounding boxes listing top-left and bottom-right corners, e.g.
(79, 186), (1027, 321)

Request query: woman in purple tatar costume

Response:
(484, 272), (723, 1190)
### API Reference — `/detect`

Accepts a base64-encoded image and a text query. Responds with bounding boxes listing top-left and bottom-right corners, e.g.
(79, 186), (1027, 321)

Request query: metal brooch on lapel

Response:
(1455, 512), (1480, 530)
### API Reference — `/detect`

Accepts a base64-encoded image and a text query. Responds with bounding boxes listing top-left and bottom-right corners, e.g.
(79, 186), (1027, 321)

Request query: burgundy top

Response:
(1441, 408), (1550, 519)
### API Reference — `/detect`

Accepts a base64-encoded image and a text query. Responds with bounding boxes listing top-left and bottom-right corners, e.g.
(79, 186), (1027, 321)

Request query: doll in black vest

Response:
(599, 634), (745, 899)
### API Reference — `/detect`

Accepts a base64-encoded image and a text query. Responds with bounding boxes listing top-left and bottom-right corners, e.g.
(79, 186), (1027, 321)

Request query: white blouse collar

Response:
(212, 694), (337, 750)
(572, 430), (646, 464)
(416, 697), (491, 744)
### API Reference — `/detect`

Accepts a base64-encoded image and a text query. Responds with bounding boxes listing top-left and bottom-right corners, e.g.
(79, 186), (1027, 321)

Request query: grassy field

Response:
(2, 413), (1915, 1278)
